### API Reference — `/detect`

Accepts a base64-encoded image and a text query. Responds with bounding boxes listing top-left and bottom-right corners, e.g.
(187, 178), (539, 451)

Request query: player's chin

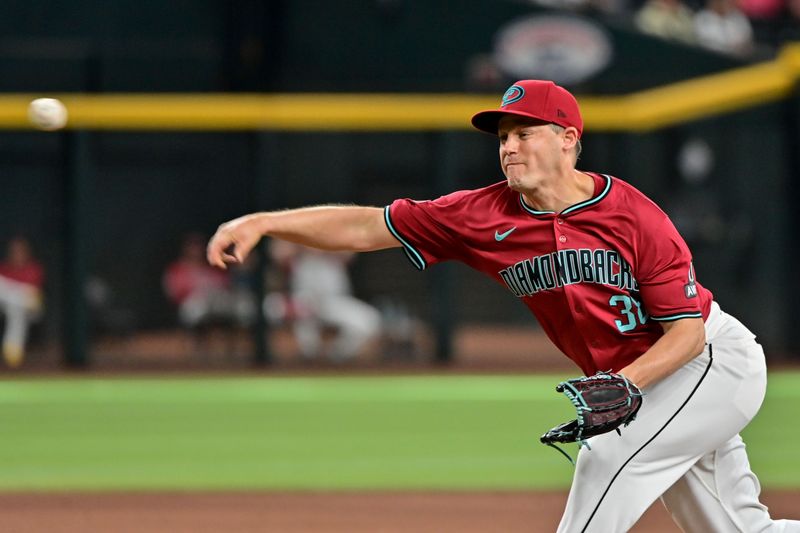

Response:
(505, 175), (525, 192)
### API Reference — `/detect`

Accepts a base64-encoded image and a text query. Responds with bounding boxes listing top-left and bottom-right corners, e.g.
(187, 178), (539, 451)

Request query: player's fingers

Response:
(232, 238), (257, 264)
(207, 250), (231, 269)
(207, 233), (237, 268)
(212, 253), (238, 269)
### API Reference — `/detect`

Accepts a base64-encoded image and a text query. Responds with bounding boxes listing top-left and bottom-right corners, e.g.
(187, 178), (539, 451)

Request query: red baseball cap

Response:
(471, 80), (583, 138)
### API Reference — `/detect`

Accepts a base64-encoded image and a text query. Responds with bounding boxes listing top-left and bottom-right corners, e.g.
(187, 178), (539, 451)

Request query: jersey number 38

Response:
(609, 295), (648, 333)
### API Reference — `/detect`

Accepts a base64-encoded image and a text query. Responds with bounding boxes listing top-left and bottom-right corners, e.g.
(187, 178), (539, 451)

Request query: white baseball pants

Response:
(0, 275), (41, 355)
(557, 302), (800, 532)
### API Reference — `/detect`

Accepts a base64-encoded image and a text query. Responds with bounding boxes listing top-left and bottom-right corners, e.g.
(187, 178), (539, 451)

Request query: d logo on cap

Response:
(502, 85), (525, 107)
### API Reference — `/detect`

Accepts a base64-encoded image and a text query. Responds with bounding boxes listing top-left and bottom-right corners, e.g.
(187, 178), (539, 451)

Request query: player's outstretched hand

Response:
(207, 214), (265, 269)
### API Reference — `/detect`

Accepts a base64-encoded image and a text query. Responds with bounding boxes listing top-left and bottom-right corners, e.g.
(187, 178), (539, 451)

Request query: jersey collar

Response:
(519, 173), (612, 217)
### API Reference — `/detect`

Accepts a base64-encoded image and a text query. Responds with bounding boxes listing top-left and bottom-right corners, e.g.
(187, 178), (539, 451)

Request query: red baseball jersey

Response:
(385, 172), (712, 375)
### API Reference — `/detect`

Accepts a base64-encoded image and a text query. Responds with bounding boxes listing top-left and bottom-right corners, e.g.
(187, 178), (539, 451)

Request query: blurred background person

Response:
(694, 0), (755, 56)
(635, 0), (698, 44)
(163, 233), (255, 340)
(267, 240), (381, 363)
(0, 236), (44, 368)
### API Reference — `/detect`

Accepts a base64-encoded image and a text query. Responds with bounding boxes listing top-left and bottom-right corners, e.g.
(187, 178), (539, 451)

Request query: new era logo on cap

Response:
(471, 79), (584, 137)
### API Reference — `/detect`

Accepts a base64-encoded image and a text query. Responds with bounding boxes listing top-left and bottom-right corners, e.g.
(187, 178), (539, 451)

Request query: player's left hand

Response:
(540, 372), (643, 450)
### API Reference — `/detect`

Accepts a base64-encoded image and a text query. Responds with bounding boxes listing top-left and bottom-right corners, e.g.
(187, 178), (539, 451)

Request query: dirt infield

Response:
(2, 490), (798, 533)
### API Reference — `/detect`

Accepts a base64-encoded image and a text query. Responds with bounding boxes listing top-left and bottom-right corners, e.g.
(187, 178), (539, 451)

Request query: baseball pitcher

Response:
(207, 80), (799, 532)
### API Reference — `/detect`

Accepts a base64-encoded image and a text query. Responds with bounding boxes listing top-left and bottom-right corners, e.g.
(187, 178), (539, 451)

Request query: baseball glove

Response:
(540, 372), (642, 462)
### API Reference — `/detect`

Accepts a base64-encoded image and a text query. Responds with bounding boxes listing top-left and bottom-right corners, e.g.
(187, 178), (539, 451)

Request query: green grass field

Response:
(0, 373), (798, 491)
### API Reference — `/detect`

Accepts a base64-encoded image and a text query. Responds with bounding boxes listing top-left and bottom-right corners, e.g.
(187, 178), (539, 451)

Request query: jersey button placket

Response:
(556, 217), (595, 359)
(554, 216), (590, 362)
(555, 217), (567, 245)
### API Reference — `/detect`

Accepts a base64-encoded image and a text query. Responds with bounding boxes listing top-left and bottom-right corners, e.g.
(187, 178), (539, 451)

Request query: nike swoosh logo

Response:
(495, 227), (516, 241)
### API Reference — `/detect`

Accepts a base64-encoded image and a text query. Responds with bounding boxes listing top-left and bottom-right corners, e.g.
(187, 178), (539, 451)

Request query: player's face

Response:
(497, 116), (564, 192)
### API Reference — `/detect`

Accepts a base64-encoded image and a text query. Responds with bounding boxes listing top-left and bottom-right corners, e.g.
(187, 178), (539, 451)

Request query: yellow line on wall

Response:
(0, 93), (500, 131)
(2, 43), (799, 132)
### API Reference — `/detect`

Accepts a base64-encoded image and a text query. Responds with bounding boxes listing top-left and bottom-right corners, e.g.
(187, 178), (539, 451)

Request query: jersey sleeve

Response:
(636, 216), (704, 321)
(384, 196), (468, 270)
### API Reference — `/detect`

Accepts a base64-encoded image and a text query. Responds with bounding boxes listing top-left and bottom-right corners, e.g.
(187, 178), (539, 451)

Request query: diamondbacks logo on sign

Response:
(684, 263), (697, 298)
(502, 85), (525, 107)
(493, 15), (613, 85)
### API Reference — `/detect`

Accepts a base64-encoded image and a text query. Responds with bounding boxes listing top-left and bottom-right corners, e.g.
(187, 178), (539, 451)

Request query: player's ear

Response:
(562, 127), (580, 152)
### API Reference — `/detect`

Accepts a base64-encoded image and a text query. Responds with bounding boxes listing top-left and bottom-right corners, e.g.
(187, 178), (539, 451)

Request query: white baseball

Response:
(28, 98), (68, 131)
